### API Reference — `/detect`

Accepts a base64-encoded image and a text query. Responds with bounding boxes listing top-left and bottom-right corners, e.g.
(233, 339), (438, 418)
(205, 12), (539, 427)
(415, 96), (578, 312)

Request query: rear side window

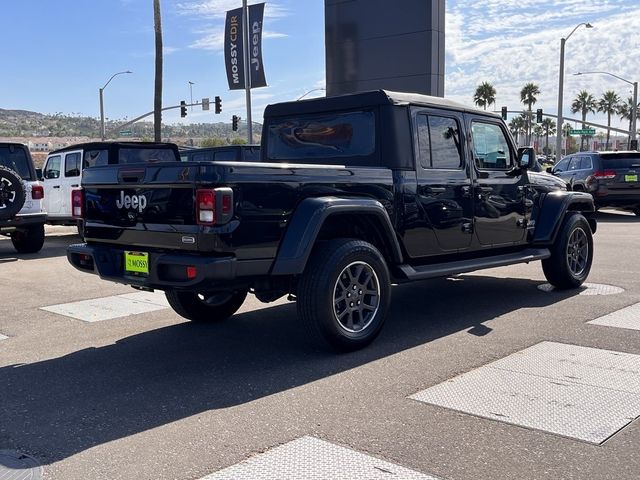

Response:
(213, 150), (236, 161)
(244, 147), (260, 161)
(0, 145), (32, 180)
(118, 148), (178, 164)
(44, 155), (61, 179)
(267, 111), (376, 164)
(190, 152), (214, 162)
(84, 149), (109, 168)
(599, 153), (640, 169)
(65, 152), (81, 177)
(417, 114), (463, 169)
(579, 156), (593, 170)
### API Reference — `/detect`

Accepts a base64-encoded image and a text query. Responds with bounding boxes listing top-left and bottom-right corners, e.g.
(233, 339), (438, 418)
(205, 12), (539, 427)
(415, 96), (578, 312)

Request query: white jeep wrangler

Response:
(0, 143), (46, 253)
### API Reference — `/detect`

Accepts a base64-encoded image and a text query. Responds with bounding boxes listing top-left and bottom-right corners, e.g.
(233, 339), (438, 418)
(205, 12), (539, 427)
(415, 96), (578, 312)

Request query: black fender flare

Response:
(270, 196), (403, 275)
(532, 191), (596, 245)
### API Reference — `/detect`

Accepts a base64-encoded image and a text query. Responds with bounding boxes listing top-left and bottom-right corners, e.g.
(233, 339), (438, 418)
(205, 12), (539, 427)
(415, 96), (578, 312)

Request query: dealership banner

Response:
(224, 7), (245, 90)
(224, 4), (267, 90)
(248, 3), (267, 88)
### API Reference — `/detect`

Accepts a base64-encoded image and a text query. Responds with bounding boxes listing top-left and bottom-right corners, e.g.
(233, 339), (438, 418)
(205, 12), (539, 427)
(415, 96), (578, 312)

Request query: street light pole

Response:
(555, 23), (592, 159)
(188, 81), (195, 112)
(574, 71), (637, 148)
(99, 70), (132, 141)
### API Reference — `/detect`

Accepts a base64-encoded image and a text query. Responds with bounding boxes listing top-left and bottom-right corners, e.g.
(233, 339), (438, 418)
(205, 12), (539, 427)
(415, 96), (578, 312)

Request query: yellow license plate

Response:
(625, 174), (638, 182)
(125, 251), (149, 275)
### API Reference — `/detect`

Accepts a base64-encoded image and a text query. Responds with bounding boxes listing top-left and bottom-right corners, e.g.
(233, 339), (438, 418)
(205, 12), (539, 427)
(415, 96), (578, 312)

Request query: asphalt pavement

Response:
(0, 213), (639, 480)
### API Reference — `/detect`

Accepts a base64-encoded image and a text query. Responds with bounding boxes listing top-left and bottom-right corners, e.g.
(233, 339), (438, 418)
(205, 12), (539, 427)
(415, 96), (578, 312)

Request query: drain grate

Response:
(0, 450), (42, 480)
(537, 283), (624, 295)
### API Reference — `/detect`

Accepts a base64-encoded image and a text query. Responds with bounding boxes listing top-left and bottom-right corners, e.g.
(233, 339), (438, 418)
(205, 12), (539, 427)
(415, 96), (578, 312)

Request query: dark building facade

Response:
(325, 0), (445, 97)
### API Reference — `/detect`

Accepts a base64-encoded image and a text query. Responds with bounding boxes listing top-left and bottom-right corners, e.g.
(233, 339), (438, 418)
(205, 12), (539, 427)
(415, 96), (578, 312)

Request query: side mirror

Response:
(35, 168), (43, 181)
(517, 147), (536, 169)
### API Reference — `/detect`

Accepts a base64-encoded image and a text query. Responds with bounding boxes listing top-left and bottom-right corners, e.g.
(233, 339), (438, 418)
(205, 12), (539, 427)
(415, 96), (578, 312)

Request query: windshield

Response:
(600, 152), (640, 169)
(267, 111), (376, 164)
(0, 145), (33, 180)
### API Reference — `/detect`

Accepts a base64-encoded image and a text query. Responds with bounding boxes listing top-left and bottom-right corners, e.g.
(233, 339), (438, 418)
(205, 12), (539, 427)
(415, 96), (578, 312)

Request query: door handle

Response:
(53, 186), (60, 189)
(461, 186), (471, 197)
(71, 184), (79, 187)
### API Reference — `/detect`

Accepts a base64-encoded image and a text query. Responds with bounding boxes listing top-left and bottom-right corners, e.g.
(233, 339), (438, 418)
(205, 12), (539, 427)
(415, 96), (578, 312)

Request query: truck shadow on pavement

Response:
(0, 234), (81, 261)
(0, 274), (581, 466)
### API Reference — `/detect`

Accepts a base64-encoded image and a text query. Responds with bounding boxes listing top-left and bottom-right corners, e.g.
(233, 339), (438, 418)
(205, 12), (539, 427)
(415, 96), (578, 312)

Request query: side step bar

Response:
(398, 248), (551, 281)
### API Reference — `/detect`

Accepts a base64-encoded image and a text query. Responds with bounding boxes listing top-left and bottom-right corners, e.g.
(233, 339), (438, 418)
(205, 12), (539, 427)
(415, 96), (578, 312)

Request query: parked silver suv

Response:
(0, 143), (46, 253)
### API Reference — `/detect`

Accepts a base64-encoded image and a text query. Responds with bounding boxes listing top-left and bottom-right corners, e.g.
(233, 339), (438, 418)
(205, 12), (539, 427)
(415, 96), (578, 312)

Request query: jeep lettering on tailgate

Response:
(116, 191), (147, 212)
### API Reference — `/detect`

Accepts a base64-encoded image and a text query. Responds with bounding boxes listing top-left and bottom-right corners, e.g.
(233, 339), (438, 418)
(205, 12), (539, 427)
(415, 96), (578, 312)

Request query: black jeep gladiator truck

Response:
(68, 90), (595, 351)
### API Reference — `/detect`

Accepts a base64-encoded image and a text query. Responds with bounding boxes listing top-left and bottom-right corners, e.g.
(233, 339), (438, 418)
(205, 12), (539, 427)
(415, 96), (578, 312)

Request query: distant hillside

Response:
(0, 108), (257, 140)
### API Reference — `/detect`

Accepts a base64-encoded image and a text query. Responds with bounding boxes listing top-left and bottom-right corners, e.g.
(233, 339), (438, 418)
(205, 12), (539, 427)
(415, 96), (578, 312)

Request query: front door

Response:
(469, 119), (528, 246)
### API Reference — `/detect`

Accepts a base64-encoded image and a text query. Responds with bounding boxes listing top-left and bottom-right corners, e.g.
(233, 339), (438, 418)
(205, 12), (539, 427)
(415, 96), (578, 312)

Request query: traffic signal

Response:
(232, 115), (239, 131)
(631, 139), (638, 150)
(501, 106), (507, 120)
(215, 96), (222, 114)
(180, 100), (187, 118)
(536, 108), (543, 123)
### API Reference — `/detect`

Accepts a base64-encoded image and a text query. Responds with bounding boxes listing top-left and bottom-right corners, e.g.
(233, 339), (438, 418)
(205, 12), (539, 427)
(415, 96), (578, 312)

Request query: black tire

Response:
(541, 213), (593, 289)
(11, 223), (45, 254)
(165, 289), (247, 322)
(297, 239), (391, 352)
(0, 167), (26, 221)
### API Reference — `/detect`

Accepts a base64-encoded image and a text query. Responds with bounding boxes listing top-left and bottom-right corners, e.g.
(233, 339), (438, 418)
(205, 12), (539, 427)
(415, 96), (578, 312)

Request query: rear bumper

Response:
(67, 243), (272, 290)
(0, 213), (46, 231)
(593, 191), (640, 208)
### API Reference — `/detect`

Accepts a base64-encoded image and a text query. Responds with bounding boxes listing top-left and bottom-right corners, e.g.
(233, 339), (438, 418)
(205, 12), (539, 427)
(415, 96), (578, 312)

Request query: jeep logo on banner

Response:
(224, 3), (267, 90)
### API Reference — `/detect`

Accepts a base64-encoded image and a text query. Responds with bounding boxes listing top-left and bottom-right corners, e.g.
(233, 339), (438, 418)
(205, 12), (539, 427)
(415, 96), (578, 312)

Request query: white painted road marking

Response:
(588, 302), (640, 331)
(200, 436), (438, 480)
(411, 342), (640, 444)
(40, 291), (169, 322)
(0, 333), (7, 341)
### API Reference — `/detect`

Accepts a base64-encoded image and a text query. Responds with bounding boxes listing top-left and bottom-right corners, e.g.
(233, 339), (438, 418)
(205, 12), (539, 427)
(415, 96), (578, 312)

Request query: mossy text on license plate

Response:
(625, 174), (638, 182)
(125, 251), (149, 275)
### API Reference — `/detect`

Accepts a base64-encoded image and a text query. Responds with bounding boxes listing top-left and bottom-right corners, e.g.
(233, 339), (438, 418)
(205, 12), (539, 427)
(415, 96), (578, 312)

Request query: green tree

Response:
(508, 114), (527, 145)
(533, 124), (544, 152)
(473, 82), (497, 111)
(231, 137), (248, 145)
(541, 118), (556, 155)
(520, 82), (540, 144)
(571, 90), (597, 151)
(617, 96), (640, 148)
(597, 90), (620, 150)
(201, 137), (225, 147)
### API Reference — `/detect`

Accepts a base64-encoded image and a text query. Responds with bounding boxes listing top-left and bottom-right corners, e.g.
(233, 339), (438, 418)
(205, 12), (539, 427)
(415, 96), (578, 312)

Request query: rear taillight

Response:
(593, 170), (616, 179)
(31, 185), (44, 200)
(196, 188), (234, 226)
(196, 189), (216, 225)
(72, 189), (84, 219)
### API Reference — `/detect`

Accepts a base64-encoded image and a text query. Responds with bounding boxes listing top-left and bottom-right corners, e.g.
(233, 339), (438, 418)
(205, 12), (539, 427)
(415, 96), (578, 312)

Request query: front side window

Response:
(267, 111), (375, 162)
(64, 152), (81, 177)
(554, 157), (570, 172)
(568, 157), (582, 171)
(44, 155), (61, 179)
(471, 122), (512, 170)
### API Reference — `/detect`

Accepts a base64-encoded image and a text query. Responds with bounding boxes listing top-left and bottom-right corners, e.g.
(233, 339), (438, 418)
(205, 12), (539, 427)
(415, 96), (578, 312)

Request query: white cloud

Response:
(177, 0), (289, 19)
(189, 28), (286, 51)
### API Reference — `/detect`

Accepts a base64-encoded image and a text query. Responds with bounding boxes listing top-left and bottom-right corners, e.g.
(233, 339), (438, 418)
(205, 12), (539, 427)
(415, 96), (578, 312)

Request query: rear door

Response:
(468, 117), (528, 246)
(43, 154), (63, 216)
(60, 150), (82, 218)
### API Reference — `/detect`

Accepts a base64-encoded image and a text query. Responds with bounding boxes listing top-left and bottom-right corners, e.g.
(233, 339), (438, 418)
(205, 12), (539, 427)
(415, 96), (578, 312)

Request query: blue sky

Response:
(0, 0), (638, 131)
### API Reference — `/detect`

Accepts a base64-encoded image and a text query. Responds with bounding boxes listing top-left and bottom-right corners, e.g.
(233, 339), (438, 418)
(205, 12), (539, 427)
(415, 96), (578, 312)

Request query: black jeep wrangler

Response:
(68, 91), (595, 351)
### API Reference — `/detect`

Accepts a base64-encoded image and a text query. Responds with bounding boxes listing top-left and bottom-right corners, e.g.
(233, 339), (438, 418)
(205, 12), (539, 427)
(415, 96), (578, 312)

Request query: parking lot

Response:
(1, 211), (639, 480)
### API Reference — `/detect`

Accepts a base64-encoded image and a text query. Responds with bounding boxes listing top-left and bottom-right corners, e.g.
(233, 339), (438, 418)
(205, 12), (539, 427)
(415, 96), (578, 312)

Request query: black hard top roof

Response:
(0, 142), (28, 148)
(264, 89), (498, 118)
(179, 144), (259, 152)
(50, 141), (178, 155)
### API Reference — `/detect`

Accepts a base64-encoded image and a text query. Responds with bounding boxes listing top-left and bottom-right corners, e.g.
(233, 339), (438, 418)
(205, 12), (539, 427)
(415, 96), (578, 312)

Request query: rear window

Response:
(267, 111), (376, 164)
(118, 148), (178, 164)
(0, 145), (32, 180)
(599, 153), (640, 169)
(84, 149), (109, 168)
(244, 147), (260, 161)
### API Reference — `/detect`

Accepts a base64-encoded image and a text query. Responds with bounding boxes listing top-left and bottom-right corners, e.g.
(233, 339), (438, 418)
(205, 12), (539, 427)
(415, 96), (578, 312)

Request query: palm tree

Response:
(571, 90), (597, 151)
(541, 118), (556, 155)
(473, 82), (497, 111)
(533, 124), (544, 152)
(617, 97), (640, 148)
(508, 114), (527, 145)
(520, 83), (540, 145)
(597, 90), (621, 150)
(153, 0), (163, 142)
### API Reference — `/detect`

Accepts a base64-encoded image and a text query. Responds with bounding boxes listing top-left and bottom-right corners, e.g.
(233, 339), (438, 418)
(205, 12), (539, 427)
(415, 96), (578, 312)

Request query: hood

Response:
(528, 171), (567, 192)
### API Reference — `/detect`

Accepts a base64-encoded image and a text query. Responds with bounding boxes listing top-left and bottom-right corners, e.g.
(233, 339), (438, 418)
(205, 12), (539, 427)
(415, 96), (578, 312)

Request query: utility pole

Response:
(153, 0), (163, 142)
